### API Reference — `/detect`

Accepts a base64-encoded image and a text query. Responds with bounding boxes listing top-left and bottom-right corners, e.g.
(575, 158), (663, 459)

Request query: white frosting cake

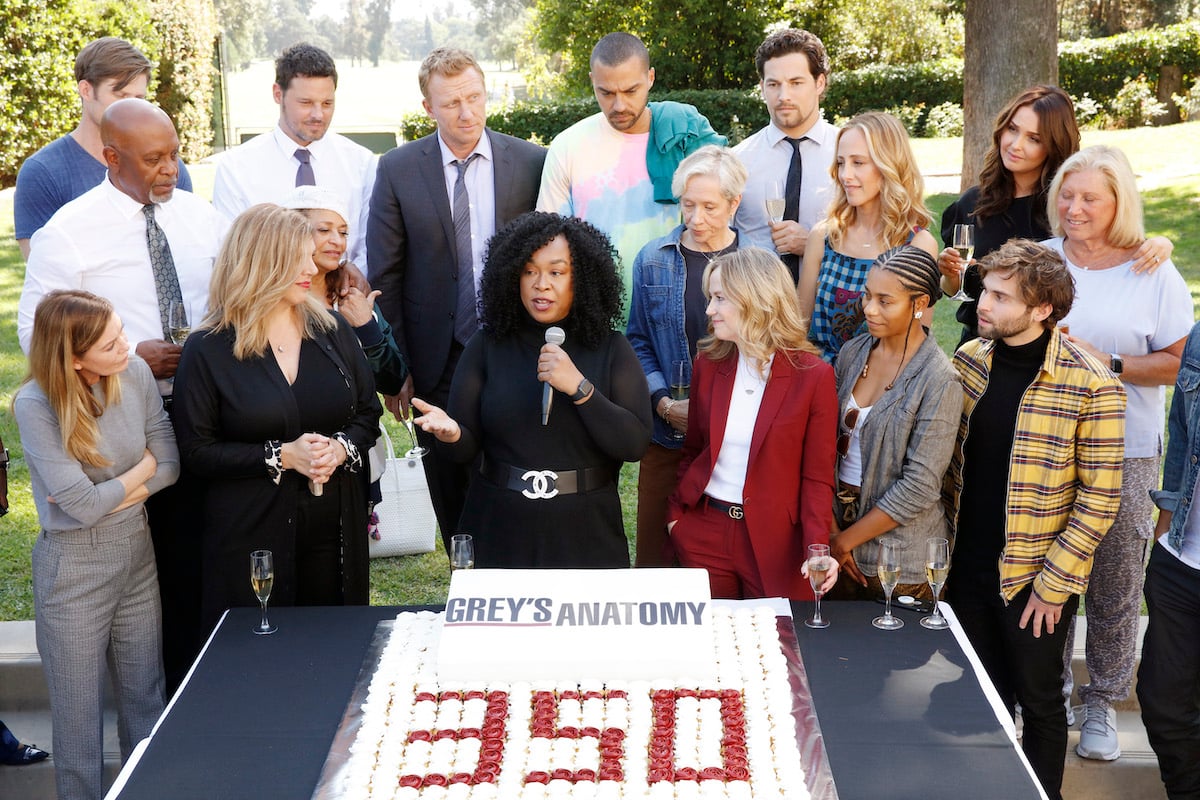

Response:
(340, 606), (809, 799)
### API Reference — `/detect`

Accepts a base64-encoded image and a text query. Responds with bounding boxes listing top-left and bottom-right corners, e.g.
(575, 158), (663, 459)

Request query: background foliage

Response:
(0, 0), (217, 188)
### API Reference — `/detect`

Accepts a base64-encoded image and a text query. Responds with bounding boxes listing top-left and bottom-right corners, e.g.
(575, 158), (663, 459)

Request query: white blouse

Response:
(704, 352), (771, 504)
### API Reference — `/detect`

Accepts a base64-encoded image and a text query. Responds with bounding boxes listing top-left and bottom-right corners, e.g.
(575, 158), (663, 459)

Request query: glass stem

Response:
(814, 593), (822, 623)
(259, 599), (269, 631)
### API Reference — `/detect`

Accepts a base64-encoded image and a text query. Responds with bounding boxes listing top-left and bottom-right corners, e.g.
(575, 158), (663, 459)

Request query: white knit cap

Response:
(280, 185), (350, 226)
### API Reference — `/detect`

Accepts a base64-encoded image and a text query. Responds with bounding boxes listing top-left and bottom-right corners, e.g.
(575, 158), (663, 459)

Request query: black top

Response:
(443, 316), (651, 567)
(954, 329), (1050, 577)
(173, 314), (383, 630)
(941, 186), (1050, 345)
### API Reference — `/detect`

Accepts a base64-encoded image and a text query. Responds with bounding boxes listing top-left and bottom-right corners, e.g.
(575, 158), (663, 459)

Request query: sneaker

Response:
(1067, 702), (1079, 727)
(1077, 703), (1121, 760)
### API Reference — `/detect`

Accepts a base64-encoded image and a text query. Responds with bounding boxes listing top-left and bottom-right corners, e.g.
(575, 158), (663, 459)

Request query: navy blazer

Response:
(366, 129), (546, 395)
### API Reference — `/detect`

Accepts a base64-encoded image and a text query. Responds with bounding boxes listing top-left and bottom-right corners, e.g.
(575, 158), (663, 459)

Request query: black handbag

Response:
(0, 434), (9, 516)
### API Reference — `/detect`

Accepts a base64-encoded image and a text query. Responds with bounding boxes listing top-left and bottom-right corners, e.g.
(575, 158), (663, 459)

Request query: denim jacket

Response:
(625, 224), (743, 448)
(1153, 320), (1200, 551)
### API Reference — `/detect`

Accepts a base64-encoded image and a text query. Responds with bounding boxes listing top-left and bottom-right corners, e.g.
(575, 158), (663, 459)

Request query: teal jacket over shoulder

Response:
(646, 101), (727, 204)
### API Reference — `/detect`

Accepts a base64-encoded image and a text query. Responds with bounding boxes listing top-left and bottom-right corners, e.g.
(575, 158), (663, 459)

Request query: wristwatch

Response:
(570, 378), (594, 402)
(1109, 353), (1124, 375)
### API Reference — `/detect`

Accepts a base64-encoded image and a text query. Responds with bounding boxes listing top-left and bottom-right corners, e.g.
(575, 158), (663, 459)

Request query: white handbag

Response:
(368, 426), (437, 558)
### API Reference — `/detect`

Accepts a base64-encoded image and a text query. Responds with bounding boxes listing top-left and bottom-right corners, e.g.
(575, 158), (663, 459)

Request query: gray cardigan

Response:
(15, 356), (179, 531)
(834, 331), (963, 583)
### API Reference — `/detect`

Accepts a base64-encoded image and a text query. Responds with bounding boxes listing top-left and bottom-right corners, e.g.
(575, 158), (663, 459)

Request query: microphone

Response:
(542, 326), (566, 426)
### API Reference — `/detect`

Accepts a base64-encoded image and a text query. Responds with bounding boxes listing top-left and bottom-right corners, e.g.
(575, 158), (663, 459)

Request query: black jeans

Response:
(948, 576), (1078, 800)
(1138, 543), (1200, 800)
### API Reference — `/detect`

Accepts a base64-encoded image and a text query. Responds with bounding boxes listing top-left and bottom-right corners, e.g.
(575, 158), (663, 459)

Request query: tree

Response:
(343, 0), (367, 66)
(265, 0), (319, 55)
(534, 0), (787, 93)
(212, 0), (267, 68)
(365, 0), (393, 66)
(960, 0), (1057, 189)
(149, 0), (219, 161)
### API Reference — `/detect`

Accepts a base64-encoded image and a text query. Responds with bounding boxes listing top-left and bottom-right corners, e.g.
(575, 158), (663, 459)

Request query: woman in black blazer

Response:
(174, 204), (382, 630)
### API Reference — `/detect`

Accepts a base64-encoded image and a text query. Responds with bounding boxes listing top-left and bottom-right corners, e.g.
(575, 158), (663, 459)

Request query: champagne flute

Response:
(450, 533), (474, 571)
(872, 536), (904, 630)
(921, 537), (951, 630)
(403, 404), (428, 459)
(669, 359), (689, 441)
(250, 550), (277, 635)
(804, 543), (831, 629)
(168, 300), (191, 345)
(765, 180), (786, 224)
(949, 224), (975, 302)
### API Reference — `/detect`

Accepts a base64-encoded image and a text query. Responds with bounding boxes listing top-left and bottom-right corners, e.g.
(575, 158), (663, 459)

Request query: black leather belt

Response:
(704, 494), (744, 520)
(480, 455), (612, 499)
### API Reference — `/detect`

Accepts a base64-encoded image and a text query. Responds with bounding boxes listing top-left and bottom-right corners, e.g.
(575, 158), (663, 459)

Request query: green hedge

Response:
(398, 22), (1198, 147)
(1059, 20), (1200, 100)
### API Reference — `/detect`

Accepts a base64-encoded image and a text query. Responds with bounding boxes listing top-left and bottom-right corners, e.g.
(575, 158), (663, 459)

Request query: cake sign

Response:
(437, 569), (715, 682)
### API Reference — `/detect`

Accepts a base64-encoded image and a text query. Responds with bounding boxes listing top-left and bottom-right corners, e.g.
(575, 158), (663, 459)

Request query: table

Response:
(106, 602), (1044, 800)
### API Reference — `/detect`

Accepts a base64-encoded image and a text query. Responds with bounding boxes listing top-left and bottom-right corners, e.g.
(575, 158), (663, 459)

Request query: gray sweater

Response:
(834, 332), (963, 583)
(14, 356), (179, 531)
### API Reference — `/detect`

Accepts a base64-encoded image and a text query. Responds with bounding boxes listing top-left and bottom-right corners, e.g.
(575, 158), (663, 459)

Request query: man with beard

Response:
(943, 238), (1125, 800)
(537, 32), (723, 301)
(732, 28), (837, 281)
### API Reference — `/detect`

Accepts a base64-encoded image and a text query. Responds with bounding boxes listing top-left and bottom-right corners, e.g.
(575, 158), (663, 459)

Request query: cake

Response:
(339, 606), (810, 800)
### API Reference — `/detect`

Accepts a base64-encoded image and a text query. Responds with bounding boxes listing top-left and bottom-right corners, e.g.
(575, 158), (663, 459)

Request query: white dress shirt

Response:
(733, 117), (838, 252)
(705, 353), (771, 504)
(19, 178), (227, 360)
(212, 125), (378, 270)
(436, 132), (496, 296)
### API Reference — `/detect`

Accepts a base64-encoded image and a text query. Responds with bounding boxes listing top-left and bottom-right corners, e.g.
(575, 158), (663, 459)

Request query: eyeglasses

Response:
(837, 406), (860, 458)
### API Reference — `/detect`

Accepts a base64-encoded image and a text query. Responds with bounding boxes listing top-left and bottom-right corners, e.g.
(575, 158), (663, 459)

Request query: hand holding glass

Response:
(450, 534), (474, 571)
(250, 549), (277, 635)
(921, 537), (950, 630)
(804, 544), (831, 629)
(765, 181), (786, 224)
(949, 224), (975, 302)
(669, 360), (689, 440)
(872, 537), (904, 630)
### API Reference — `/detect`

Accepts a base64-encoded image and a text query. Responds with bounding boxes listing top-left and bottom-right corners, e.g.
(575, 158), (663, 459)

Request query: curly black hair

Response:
(479, 212), (625, 349)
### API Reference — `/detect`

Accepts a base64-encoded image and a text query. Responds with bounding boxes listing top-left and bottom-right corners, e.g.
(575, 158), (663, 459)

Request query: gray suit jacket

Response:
(367, 129), (546, 395)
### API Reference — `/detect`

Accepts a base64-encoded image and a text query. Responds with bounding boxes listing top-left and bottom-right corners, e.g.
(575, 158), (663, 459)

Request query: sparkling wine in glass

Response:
(765, 180), (786, 223)
(669, 359), (689, 441)
(872, 536), (904, 630)
(921, 537), (951, 630)
(804, 543), (832, 629)
(168, 300), (191, 345)
(250, 549), (277, 635)
(403, 404), (428, 460)
(450, 533), (474, 571)
(949, 224), (975, 302)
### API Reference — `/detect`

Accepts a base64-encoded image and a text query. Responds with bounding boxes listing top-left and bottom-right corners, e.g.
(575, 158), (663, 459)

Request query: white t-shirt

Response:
(705, 353), (771, 504)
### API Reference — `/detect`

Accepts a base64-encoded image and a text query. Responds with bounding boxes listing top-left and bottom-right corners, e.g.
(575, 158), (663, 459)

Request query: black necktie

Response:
(294, 148), (315, 187)
(452, 154), (482, 345)
(143, 204), (185, 341)
(781, 136), (807, 281)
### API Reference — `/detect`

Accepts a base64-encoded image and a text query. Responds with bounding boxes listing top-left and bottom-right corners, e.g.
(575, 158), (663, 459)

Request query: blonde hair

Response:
(1047, 145), (1145, 249)
(23, 291), (122, 467)
(418, 47), (484, 98)
(825, 111), (931, 250)
(699, 248), (819, 371)
(205, 204), (335, 360)
(671, 145), (748, 201)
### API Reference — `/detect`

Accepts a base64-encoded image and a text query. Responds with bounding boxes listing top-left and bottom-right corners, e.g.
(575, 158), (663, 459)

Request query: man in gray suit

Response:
(368, 47), (545, 551)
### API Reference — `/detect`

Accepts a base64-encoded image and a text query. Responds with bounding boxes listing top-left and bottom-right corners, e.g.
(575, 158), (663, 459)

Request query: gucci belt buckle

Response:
(520, 469), (559, 499)
(727, 505), (744, 520)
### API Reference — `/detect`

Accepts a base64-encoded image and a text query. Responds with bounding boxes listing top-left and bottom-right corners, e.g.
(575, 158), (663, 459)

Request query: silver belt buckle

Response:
(521, 469), (559, 499)
(728, 505), (744, 520)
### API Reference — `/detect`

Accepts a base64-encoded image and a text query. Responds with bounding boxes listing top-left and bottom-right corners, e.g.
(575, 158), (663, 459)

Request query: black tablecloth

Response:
(110, 603), (1042, 799)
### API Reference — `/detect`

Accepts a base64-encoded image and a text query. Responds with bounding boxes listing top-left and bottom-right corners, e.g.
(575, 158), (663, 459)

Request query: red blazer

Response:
(668, 349), (838, 600)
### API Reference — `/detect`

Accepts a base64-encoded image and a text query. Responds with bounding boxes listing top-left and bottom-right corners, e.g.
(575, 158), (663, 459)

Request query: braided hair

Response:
(872, 245), (941, 308)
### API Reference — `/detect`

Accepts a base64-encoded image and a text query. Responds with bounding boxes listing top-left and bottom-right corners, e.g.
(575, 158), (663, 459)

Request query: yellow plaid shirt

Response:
(944, 329), (1126, 605)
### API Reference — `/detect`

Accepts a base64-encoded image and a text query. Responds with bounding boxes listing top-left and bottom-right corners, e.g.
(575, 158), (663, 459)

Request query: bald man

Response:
(18, 98), (227, 691)
(19, 98), (226, 375)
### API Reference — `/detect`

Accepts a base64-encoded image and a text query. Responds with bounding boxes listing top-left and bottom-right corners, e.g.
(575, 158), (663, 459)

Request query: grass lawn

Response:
(1, 122), (1197, 620)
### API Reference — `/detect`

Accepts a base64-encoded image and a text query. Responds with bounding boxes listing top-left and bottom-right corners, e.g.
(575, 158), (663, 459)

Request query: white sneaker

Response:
(1076, 704), (1121, 760)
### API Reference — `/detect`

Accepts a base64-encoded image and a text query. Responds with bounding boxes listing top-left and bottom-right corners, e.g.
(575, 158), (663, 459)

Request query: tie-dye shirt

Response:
(537, 113), (682, 306)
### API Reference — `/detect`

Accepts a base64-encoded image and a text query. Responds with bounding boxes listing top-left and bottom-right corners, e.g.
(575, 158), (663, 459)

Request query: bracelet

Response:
(660, 398), (676, 422)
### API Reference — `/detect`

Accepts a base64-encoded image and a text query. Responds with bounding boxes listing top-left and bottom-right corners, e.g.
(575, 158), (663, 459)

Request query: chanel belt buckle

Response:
(521, 469), (559, 499)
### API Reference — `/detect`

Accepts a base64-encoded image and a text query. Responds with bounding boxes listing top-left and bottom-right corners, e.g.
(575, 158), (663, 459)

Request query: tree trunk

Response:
(961, 0), (1058, 191)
